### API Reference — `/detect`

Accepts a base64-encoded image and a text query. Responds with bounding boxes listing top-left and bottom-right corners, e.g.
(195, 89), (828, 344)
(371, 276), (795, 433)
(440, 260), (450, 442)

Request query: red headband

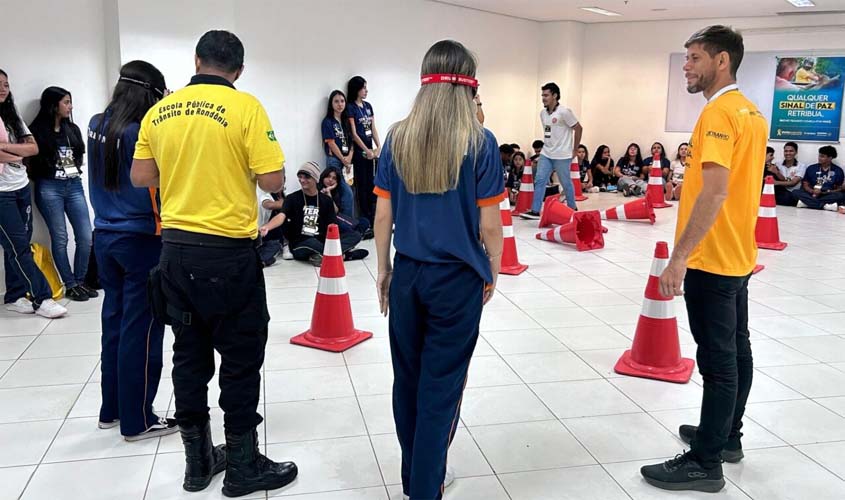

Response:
(420, 73), (479, 88)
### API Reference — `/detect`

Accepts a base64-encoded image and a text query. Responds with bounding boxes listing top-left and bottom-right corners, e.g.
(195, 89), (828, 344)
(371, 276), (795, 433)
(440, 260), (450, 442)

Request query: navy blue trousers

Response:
(0, 184), (52, 306)
(96, 230), (165, 436)
(389, 254), (484, 500)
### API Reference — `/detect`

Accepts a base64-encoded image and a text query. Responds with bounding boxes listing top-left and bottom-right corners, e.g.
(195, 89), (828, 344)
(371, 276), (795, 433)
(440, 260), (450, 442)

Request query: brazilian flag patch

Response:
(267, 130), (277, 142)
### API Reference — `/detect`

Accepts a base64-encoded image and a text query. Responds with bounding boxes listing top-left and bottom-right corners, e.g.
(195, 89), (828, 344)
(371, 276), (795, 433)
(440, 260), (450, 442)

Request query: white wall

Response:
(578, 13), (845, 166)
(116, 0), (541, 192)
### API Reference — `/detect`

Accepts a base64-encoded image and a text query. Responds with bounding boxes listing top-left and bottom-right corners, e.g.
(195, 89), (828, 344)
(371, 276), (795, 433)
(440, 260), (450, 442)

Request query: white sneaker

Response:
(35, 299), (67, 319)
(282, 245), (294, 260)
(589, 186), (600, 193)
(823, 202), (839, 212)
(5, 297), (35, 314)
(401, 466), (455, 499)
(796, 200), (808, 208)
(98, 419), (119, 429)
(124, 417), (178, 442)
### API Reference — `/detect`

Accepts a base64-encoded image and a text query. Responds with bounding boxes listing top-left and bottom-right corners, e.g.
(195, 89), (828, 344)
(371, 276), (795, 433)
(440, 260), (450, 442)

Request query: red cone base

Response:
(752, 264), (765, 274)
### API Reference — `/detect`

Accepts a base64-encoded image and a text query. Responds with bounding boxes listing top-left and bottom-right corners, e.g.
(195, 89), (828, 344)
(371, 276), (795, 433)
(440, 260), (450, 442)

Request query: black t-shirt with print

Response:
(617, 159), (643, 178)
(282, 190), (337, 246)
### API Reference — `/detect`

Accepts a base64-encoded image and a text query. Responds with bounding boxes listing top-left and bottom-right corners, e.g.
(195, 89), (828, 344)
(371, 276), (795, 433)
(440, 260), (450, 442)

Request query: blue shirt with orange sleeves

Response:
(373, 128), (504, 283)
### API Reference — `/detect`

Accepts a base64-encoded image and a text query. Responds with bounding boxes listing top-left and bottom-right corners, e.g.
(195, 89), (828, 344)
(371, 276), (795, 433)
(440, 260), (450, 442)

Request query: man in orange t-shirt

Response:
(641, 25), (767, 494)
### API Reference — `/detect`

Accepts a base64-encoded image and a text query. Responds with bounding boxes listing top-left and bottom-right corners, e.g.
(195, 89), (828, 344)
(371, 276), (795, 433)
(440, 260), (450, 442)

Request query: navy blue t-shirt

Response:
(87, 113), (159, 235)
(321, 116), (351, 157)
(374, 129), (504, 283)
(803, 164), (844, 191)
(347, 101), (374, 154)
(617, 159), (643, 177)
(643, 157), (670, 170)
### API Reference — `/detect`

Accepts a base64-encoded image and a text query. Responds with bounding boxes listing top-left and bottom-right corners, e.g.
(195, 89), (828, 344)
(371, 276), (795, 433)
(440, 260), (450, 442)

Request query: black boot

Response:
(180, 421), (226, 492)
(222, 428), (297, 498)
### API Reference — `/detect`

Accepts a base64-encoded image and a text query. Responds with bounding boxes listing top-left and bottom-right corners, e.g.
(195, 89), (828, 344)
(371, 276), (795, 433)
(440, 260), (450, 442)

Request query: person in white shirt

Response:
(520, 82), (582, 219)
(772, 141), (805, 206)
(665, 142), (689, 201)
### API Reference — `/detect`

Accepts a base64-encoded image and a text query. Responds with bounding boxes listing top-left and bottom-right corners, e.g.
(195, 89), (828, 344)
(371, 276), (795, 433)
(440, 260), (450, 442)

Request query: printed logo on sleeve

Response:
(705, 131), (730, 141)
(267, 130), (277, 142)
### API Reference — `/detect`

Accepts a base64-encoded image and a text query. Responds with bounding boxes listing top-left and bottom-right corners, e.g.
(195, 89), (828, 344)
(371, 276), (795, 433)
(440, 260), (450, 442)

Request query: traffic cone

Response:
(753, 264), (765, 274)
(646, 154), (672, 209)
(512, 165), (534, 215)
(499, 191), (528, 275)
(535, 210), (604, 251)
(600, 197), (656, 224)
(291, 224), (373, 352)
(755, 176), (787, 250)
(614, 241), (694, 384)
(570, 162), (588, 201)
(539, 194), (575, 228)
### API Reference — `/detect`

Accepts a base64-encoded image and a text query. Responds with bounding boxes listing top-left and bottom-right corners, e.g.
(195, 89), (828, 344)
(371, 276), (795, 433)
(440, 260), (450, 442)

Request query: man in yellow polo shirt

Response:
(131, 30), (297, 497)
(641, 25), (767, 493)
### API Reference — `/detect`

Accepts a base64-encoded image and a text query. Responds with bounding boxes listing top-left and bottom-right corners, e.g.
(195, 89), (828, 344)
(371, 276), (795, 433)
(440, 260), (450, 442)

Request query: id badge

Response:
(342, 145), (349, 154)
(64, 166), (80, 178)
(544, 125), (551, 139)
(365, 128), (373, 138)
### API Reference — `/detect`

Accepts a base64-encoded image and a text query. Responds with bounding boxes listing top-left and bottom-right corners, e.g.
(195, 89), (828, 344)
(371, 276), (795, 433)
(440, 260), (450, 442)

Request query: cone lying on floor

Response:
(752, 264), (765, 274)
(512, 165), (534, 215)
(291, 224), (372, 352)
(539, 196), (608, 233)
(756, 176), (787, 250)
(499, 190), (528, 275)
(646, 154), (672, 209)
(535, 210), (604, 251)
(614, 241), (694, 384)
(600, 197), (656, 224)
(570, 161), (588, 202)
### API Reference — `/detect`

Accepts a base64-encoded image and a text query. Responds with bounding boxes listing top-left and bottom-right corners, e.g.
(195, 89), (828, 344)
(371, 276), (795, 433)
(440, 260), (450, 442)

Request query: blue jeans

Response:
(533, 155), (576, 211)
(326, 156), (355, 217)
(96, 230), (165, 436)
(34, 177), (92, 288)
(0, 184), (52, 305)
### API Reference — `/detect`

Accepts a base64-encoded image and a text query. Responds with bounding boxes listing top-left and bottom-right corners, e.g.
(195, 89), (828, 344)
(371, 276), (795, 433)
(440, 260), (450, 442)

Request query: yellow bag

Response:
(31, 243), (64, 300)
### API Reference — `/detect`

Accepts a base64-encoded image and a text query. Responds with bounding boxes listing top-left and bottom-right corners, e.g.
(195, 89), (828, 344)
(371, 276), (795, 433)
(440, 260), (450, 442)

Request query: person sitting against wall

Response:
(28, 86), (95, 302)
(506, 151), (525, 204)
(770, 141), (805, 206)
(319, 165), (371, 237)
(257, 187), (286, 266)
(529, 139), (543, 165)
(794, 145), (845, 211)
(614, 142), (647, 197)
(665, 142), (688, 201)
(643, 141), (671, 181)
(590, 144), (616, 192)
(575, 144), (595, 193)
(259, 161), (368, 266)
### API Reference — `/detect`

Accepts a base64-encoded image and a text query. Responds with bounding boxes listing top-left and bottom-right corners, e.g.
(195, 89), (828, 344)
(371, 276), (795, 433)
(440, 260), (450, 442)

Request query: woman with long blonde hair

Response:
(373, 40), (504, 500)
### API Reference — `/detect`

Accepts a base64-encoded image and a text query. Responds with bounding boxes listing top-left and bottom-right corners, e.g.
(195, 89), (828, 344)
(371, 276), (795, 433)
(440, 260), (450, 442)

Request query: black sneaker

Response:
(519, 210), (540, 220)
(66, 286), (90, 302)
(641, 451), (725, 493)
(124, 417), (179, 442)
(679, 425), (744, 463)
(80, 284), (99, 298)
(344, 249), (369, 261)
(262, 257), (276, 268)
(308, 254), (323, 267)
(362, 228), (374, 240)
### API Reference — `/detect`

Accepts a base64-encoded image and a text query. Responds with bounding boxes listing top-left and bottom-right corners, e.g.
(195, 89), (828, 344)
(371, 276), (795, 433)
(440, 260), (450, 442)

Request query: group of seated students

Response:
(501, 140), (690, 203)
(763, 143), (844, 212)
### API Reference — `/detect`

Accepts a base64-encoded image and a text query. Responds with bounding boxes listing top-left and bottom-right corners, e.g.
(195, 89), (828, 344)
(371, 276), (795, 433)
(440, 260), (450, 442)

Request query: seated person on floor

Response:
(794, 145), (845, 211)
(257, 186), (286, 267)
(614, 142), (647, 197)
(665, 142), (688, 201)
(259, 161), (368, 266)
(772, 141), (805, 206)
(576, 144), (595, 193)
(507, 151), (525, 203)
(530, 139), (543, 166)
(319, 165), (372, 238)
(643, 141), (671, 181)
(590, 144), (616, 192)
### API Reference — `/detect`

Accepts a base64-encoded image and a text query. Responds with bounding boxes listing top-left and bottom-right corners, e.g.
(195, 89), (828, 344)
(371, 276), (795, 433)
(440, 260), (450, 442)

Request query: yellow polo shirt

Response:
(134, 75), (284, 239)
(677, 86), (768, 277)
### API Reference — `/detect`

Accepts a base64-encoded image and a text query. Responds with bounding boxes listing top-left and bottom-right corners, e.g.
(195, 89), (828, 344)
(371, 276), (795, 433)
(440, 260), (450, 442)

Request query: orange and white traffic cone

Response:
(535, 210), (604, 251)
(753, 264), (765, 274)
(291, 224), (373, 352)
(614, 241), (694, 384)
(512, 165), (534, 215)
(539, 194), (575, 228)
(646, 154), (672, 209)
(600, 197), (656, 224)
(755, 176), (787, 250)
(570, 161), (588, 202)
(499, 190), (528, 275)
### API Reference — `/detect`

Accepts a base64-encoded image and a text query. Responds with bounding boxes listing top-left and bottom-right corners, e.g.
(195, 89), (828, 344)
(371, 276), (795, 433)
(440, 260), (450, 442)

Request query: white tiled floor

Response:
(2, 193), (845, 499)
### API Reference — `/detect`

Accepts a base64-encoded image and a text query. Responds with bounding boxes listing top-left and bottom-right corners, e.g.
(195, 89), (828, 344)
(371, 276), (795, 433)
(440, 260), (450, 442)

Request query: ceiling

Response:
(431, 0), (845, 23)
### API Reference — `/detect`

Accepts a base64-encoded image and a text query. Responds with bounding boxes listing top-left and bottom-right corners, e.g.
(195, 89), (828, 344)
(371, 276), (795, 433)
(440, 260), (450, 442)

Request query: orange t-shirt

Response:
(676, 87), (768, 277)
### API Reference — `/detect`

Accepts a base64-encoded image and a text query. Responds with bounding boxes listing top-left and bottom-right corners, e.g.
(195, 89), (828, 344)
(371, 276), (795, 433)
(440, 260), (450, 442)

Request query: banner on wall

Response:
(770, 56), (845, 142)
